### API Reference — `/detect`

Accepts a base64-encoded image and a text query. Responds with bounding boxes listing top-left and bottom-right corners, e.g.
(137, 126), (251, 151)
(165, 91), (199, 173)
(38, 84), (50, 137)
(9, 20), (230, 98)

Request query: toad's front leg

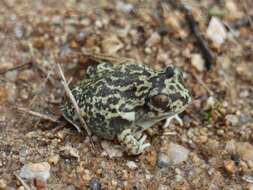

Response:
(117, 128), (150, 155)
(163, 114), (183, 128)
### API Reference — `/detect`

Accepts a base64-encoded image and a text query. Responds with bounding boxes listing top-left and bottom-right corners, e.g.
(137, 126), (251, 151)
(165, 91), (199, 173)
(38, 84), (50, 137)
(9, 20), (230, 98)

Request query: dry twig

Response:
(56, 63), (95, 151)
(16, 68), (53, 126)
(162, 0), (215, 69)
(0, 62), (32, 75)
(14, 173), (31, 190)
(183, 5), (215, 69)
(16, 107), (59, 123)
(192, 72), (213, 96)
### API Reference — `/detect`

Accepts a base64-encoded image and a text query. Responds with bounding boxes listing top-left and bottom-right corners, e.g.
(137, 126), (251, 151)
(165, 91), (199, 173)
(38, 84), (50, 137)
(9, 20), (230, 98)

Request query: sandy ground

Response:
(0, 0), (253, 189)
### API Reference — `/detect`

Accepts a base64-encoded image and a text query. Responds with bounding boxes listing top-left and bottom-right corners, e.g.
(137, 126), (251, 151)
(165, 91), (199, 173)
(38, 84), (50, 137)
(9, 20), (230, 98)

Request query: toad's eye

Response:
(151, 94), (169, 110)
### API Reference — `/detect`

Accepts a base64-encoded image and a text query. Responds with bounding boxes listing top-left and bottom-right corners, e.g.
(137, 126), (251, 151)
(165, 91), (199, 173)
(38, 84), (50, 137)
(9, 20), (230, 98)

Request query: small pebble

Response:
(14, 25), (24, 38)
(5, 70), (18, 81)
(191, 53), (205, 72)
(0, 179), (7, 189)
(19, 162), (51, 181)
(126, 161), (138, 170)
(224, 160), (236, 175)
(236, 142), (253, 163)
(89, 177), (101, 190)
(206, 17), (227, 45)
(0, 62), (14, 70)
(48, 154), (60, 165)
(116, 1), (134, 13)
(17, 186), (25, 190)
(60, 145), (80, 161)
(19, 89), (29, 100)
(225, 114), (239, 127)
(101, 141), (123, 158)
(157, 153), (170, 168)
(101, 35), (123, 54)
(163, 143), (189, 164)
(17, 70), (35, 81)
(158, 184), (169, 190)
(34, 178), (46, 189)
(146, 32), (161, 46)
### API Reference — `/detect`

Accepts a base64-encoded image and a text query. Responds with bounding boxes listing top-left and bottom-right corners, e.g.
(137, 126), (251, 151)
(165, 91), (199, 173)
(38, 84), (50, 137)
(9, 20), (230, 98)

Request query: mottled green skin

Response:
(61, 62), (190, 140)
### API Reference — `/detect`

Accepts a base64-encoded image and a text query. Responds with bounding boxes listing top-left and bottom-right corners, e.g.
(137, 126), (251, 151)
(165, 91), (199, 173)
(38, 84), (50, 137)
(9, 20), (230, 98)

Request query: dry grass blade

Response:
(56, 63), (95, 151)
(16, 107), (59, 123)
(193, 73), (213, 96)
(14, 173), (31, 190)
(81, 48), (133, 64)
(240, 0), (252, 28)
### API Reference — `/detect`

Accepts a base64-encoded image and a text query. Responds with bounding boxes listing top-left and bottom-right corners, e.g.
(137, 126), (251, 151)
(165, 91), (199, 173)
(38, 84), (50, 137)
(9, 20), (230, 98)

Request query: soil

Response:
(0, 0), (253, 189)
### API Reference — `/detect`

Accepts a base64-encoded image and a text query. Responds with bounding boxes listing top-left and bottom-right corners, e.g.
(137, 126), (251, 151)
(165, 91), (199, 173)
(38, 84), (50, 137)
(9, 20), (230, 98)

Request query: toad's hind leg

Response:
(117, 129), (150, 155)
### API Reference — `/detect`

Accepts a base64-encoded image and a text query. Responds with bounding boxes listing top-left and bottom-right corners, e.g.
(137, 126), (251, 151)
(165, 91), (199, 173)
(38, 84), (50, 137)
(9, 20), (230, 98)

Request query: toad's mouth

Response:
(134, 104), (189, 132)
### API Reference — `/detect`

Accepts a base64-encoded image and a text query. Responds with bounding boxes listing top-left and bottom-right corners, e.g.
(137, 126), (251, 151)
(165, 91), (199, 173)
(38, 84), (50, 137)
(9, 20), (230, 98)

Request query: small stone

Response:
(5, 70), (18, 81)
(89, 177), (101, 190)
(18, 70), (35, 81)
(146, 32), (161, 46)
(239, 112), (251, 124)
(116, 1), (134, 13)
(242, 175), (253, 184)
(206, 17), (227, 45)
(14, 25), (24, 38)
(126, 161), (138, 170)
(236, 63), (253, 83)
(48, 154), (60, 165)
(156, 51), (169, 63)
(19, 162), (50, 181)
(101, 35), (123, 54)
(164, 14), (187, 39)
(236, 142), (253, 163)
(157, 153), (170, 168)
(225, 140), (236, 153)
(191, 53), (205, 72)
(225, 1), (243, 19)
(17, 186), (25, 190)
(158, 184), (169, 190)
(51, 15), (63, 25)
(0, 179), (7, 189)
(160, 143), (189, 166)
(0, 85), (8, 103)
(5, 83), (17, 102)
(101, 141), (123, 158)
(224, 160), (236, 175)
(225, 114), (239, 127)
(204, 96), (217, 110)
(34, 178), (46, 189)
(0, 62), (13, 71)
(60, 145), (80, 161)
(19, 89), (29, 100)
(144, 47), (152, 54)
(76, 32), (86, 43)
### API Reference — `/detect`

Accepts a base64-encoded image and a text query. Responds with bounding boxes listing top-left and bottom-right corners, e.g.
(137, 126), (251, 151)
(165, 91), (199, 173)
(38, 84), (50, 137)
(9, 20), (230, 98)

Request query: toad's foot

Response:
(163, 114), (183, 128)
(117, 129), (150, 155)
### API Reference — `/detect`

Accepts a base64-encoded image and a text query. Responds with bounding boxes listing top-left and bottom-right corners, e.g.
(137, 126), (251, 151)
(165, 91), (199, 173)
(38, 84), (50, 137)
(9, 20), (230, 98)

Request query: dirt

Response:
(0, 0), (253, 189)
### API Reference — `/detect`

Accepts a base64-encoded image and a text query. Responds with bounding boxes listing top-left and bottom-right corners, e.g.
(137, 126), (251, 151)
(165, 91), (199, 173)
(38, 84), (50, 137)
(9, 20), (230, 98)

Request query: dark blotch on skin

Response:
(165, 66), (174, 78)
(170, 92), (189, 105)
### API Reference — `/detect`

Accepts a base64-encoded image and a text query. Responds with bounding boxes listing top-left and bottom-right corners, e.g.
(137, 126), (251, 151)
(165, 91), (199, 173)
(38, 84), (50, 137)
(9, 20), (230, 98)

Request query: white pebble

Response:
(19, 162), (51, 181)
(206, 17), (227, 44)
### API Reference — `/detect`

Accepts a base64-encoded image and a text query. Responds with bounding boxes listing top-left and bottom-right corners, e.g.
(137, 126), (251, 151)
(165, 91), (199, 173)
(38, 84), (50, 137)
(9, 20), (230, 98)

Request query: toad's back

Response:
(61, 63), (155, 139)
